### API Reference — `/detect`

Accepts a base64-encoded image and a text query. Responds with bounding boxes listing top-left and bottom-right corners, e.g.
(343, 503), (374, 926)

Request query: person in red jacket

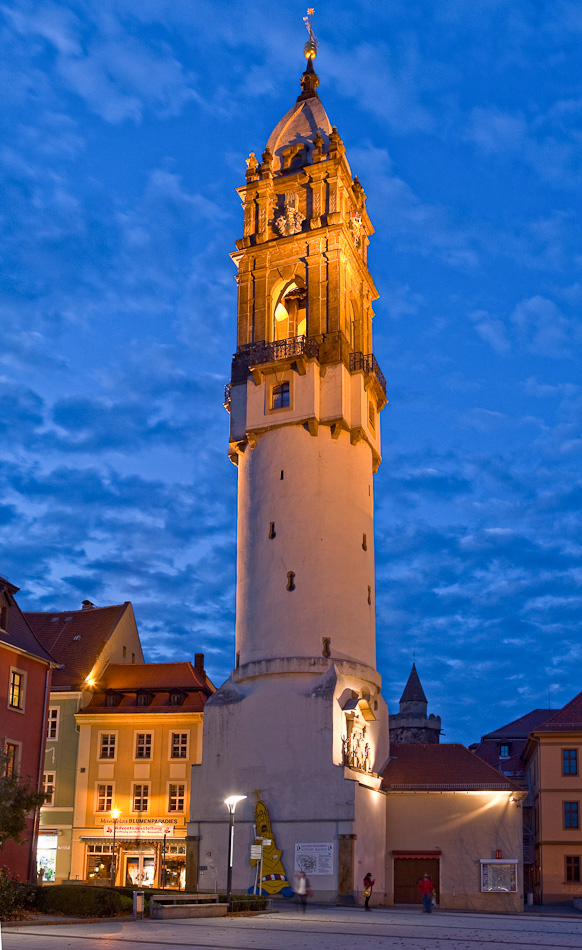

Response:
(417, 872), (435, 913)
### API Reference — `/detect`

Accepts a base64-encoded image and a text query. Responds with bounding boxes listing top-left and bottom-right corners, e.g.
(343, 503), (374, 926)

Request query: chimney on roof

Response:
(194, 653), (204, 673)
(81, 600), (96, 610)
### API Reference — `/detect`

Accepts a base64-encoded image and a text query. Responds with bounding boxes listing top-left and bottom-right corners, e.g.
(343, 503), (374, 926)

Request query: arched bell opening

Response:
(272, 279), (307, 341)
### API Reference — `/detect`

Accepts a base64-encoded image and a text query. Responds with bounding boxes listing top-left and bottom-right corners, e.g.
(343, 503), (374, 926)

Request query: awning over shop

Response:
(393, 851), (441, 859)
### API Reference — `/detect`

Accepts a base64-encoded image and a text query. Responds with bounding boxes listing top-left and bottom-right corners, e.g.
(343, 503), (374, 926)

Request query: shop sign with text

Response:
(102, 823), (175, 838)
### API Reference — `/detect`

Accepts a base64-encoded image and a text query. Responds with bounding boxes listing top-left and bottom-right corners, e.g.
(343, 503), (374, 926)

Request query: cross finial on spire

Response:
(303, 8), (318, 60)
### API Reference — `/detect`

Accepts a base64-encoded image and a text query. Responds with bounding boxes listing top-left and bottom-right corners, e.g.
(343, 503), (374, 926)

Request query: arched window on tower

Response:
(273, 282), (307, 341)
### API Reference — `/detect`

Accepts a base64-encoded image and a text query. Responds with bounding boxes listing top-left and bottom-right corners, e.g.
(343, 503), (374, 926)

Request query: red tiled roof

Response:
(382, 743), (523, 791)
(0, 576), (55, 665)
(25, 604), (131, 690)
(534, 690), (582, 732)
(99, 662), (213, 692)
(480, 709), (553, 740)
(79, 662), (215, 715)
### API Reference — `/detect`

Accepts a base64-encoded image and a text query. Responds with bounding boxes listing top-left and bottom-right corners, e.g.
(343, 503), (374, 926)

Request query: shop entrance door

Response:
(394, 857), (440, 904)
(125, 853), (155, 887)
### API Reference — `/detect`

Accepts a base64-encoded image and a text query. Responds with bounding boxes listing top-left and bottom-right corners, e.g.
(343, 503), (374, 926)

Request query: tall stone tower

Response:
(188, 33), (390, 903)
(389, 663), (442, 744)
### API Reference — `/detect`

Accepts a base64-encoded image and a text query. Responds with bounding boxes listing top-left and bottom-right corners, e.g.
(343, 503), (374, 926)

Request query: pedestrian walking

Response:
(417, 872), (435, 913)
(295, 870), (311, 913)
(363, 872), (375, 911)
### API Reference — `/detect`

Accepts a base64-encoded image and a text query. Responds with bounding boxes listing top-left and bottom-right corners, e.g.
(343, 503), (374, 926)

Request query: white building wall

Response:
(189, 659), (389, 902)
(353, 783), (388, 905)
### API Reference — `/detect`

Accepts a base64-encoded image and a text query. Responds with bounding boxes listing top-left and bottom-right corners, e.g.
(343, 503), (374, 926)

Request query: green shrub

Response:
(36, 885), (124, 917)
(0, 869), (41, 920)
(118, 895), (134, 912)
(218, 893), (268, 912)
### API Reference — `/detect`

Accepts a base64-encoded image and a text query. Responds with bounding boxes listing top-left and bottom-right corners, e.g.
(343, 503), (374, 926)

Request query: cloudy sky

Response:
(2, 0), (582, 743)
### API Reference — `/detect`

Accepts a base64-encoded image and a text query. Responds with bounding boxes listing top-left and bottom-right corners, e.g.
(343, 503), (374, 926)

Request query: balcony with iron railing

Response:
(228, 333), (387, 397)
(239, 334), (319, 365)
(349, 351), (387, 395)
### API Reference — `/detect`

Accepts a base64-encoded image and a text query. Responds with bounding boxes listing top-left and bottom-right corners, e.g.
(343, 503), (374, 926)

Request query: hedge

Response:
(219, 894), (268, 911)
(0, 872), (41, 921)
(36, 885), (127, 917)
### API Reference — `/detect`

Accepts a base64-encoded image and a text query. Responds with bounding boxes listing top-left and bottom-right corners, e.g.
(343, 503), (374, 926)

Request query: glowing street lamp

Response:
(224, 795), (246, 910)
(109, 808), (122, 887)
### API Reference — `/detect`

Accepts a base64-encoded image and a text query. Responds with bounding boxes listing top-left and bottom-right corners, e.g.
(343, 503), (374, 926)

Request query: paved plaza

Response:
(3, 905), (582, 950)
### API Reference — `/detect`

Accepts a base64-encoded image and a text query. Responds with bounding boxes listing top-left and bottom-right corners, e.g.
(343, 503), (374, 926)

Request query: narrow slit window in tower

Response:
(287, 571), (296, 591)
(280, 470), (284, 480)
(268, 522), (276, 539)
(367, 586), (372, 605)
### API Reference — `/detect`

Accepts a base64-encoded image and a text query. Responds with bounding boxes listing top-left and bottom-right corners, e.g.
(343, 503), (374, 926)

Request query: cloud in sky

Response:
(2, 0), (582, 742)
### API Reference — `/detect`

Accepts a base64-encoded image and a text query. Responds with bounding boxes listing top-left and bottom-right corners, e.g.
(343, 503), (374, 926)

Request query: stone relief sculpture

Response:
(275, 193), (305, 236)
(348, 211), (363, 248)
(342, 718), (372, 773)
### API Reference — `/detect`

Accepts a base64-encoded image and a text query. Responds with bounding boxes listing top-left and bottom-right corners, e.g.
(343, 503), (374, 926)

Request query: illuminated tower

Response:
(189, 25), (390, 903)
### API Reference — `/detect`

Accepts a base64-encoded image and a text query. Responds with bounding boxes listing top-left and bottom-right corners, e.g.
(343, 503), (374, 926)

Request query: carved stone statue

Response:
(275, 193), (305, 237)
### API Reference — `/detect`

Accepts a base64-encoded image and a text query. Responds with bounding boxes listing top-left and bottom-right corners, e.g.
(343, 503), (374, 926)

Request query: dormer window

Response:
(105, 692), (121, 708)
(170, 691), (185, 707)
(136, 691), (152, 707)
(499, 743), (510, 758)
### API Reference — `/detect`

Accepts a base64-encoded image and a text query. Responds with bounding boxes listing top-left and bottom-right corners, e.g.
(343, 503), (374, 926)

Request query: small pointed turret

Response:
(399, 662), (428, 708)
(390, 663), (442, 744)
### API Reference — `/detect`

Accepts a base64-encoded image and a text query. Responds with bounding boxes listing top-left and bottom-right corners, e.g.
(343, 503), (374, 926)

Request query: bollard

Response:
(133, 890), (145, 919)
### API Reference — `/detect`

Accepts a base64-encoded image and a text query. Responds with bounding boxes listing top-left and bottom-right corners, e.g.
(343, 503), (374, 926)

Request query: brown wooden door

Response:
(394, 858), (439, 904)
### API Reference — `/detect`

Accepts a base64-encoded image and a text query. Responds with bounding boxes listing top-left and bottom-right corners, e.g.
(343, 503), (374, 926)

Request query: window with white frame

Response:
(135, 733), (152, 759)
(132, 783), (149, 812)
(8, 668), (26, 710)
(168, 783), (185, 812)
(170, 733), (188, 759)
(42, 772), (55, 805)
(96, 784), (113, 812)
(99, 733), (116, 759)
(46, 707), (59, 740)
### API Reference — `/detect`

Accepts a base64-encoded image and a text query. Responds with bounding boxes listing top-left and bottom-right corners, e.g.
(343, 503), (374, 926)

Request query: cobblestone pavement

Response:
(3, 905), (582, 950)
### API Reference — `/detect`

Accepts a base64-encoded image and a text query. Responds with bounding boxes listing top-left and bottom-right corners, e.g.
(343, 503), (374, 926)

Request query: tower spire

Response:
(299, 8), (320, 100)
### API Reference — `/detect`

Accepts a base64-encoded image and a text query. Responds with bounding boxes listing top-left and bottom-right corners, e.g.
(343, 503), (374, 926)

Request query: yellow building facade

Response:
(70, 659), (213, 888)
(525, 691), (582, 904)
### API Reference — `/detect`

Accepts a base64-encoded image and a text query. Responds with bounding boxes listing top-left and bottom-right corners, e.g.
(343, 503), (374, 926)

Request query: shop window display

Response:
(37, 834), (58, 882)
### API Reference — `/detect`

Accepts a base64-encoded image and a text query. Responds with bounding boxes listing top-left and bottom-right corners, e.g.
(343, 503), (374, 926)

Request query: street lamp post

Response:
(162, 831), (167, 889)
(224, 795), (246, 910)
(109, 808), (122, 888)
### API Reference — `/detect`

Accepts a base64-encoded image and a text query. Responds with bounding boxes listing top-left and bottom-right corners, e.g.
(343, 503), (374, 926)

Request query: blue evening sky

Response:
(2, 0), (582, 743)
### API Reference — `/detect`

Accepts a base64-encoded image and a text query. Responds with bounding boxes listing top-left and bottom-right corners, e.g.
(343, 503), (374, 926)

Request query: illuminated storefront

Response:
(81, 826), (186, 888)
